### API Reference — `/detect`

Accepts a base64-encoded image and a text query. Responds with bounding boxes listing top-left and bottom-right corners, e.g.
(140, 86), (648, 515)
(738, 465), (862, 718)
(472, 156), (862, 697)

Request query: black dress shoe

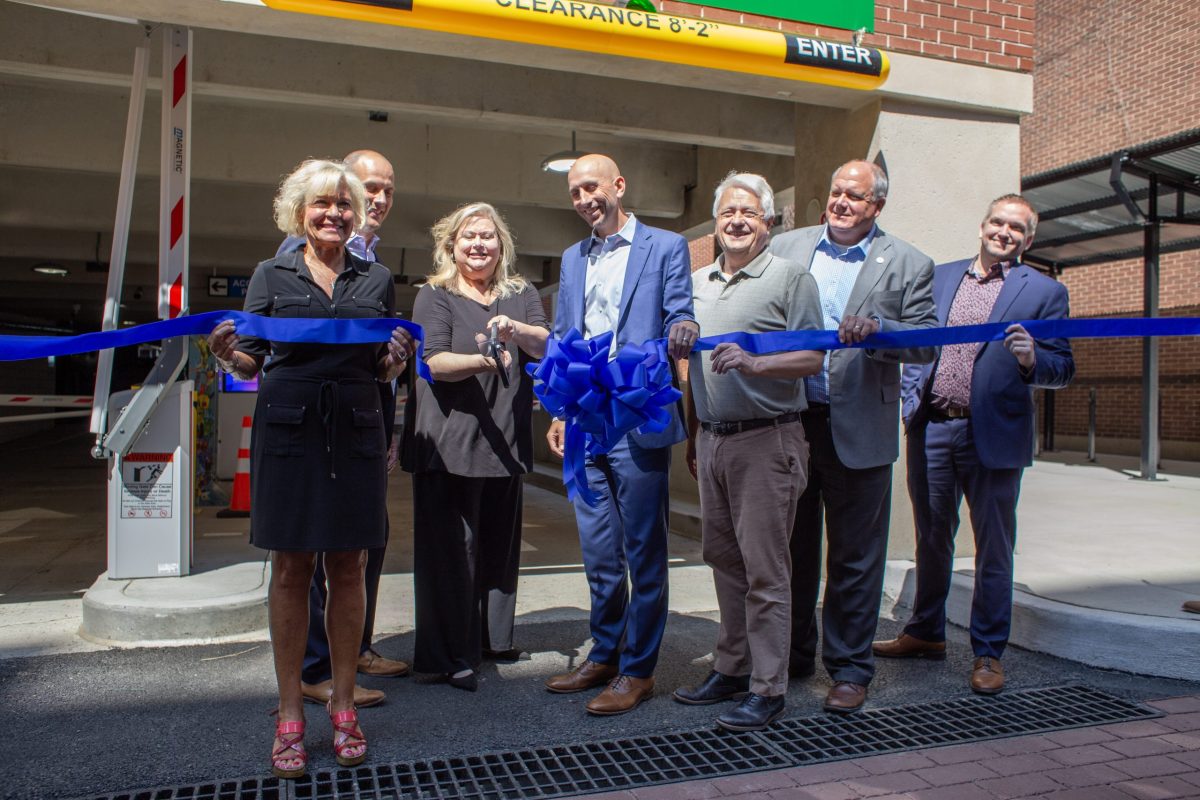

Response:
(673, 670), (750, 705)
(482, 648), (525, 663)
(447, 671), (478, 692)
(716, 693), (786, 732)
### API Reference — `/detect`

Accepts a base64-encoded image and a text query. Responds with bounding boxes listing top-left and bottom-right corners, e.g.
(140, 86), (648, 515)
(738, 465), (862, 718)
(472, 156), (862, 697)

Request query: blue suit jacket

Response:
(554, 220), (695, 449)
(902, 260), (1075, 469)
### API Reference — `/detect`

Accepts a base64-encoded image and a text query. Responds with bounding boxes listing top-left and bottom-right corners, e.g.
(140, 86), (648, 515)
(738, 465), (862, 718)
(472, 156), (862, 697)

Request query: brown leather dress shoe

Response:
(872, 633), (946, 660)
(823, 681), (868, 713)
(971, 657), (1005, 695)
(1183, 600), (1200, 614)
(545, 660), (619, 694)
(586, 675), (655, 715)
(357, 649), (411, 678)
(300, 679), (385, 708)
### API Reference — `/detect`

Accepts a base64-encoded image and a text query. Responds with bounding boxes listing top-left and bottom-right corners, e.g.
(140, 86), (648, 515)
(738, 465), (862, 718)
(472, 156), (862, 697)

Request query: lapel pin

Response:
(876, 256), (884, 263)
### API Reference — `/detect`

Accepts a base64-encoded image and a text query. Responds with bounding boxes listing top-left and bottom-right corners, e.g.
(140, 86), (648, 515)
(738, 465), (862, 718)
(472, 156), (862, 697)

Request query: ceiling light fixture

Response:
(541, 131), (585, 174)
(31, 262), (69, 277)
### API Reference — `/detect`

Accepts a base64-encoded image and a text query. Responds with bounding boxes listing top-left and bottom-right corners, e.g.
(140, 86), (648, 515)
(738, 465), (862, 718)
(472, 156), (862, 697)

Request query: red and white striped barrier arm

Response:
(159, 26), (191, 321)
(0, 394), (93, 408)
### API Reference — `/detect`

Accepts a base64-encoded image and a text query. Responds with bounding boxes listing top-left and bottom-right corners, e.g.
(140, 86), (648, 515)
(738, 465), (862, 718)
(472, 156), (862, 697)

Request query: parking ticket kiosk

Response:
(105, 380), (193, 579)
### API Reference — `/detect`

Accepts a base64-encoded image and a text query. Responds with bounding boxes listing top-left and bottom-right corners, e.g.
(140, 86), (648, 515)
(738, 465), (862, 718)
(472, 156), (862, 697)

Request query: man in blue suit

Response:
(873, 194), (1075, 694)
(544, 154), (699, 715)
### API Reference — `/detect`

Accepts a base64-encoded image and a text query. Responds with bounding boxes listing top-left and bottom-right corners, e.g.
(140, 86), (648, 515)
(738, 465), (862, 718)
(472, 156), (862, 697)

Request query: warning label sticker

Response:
(121, 452), (174, 519)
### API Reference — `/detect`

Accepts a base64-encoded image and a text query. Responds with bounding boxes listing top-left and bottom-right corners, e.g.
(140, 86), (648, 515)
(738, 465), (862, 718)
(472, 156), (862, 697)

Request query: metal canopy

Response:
(1020, 128), (1200, 480)
(1022, 128), (1200, 270)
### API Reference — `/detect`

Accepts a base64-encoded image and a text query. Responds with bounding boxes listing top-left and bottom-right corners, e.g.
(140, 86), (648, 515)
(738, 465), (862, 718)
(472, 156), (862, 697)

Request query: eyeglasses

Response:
(717, 208), (767, 222)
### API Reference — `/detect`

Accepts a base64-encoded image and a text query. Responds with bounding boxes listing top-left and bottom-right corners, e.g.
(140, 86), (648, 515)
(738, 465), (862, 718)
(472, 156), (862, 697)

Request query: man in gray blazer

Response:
(769, 160), (937, 713)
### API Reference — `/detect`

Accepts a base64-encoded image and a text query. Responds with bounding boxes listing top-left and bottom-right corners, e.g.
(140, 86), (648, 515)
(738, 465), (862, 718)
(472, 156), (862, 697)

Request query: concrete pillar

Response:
(868, 100), (1022, 263)
(875, 101), (1022, 560)
(792, 100), (882, 227)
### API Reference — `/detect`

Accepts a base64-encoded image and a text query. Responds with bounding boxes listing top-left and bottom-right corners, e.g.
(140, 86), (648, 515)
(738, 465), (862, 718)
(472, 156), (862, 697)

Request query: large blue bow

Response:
(527, 329), (682, 506)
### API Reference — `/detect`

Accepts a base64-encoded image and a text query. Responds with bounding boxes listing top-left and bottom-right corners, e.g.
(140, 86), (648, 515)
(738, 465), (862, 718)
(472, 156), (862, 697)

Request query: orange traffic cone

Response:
(217, 416), (252, 518)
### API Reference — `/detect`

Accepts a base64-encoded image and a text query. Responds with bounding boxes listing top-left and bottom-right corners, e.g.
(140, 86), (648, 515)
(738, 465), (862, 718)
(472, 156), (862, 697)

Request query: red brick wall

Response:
(1062, 251), (1200, 319)
(1022, 0), (1199, 453)
(655, 0), (1034, 72)
(688, 235), (716, 272)
(1048, 307), (1199, 447)
(1021, 0), (1199, 176)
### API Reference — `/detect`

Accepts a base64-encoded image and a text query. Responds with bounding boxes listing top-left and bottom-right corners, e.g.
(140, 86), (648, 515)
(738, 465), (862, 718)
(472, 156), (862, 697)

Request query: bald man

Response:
(544, 155), (698, 715)
(277, 150), (406, 708)
(770, 160), (937, 713)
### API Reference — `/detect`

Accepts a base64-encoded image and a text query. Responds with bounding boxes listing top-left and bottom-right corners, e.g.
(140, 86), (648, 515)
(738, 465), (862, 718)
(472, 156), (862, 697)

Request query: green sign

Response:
(700, 0), (874, 32)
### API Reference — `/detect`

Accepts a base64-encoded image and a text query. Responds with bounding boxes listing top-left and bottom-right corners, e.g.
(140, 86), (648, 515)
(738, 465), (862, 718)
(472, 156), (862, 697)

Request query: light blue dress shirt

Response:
(804, 225), (876, 404)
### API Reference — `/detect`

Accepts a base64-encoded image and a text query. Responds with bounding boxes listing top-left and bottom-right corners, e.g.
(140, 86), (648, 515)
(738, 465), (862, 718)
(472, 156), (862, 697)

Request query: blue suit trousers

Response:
(571, 435), (671, 678)
(904, 417), (1022, 658)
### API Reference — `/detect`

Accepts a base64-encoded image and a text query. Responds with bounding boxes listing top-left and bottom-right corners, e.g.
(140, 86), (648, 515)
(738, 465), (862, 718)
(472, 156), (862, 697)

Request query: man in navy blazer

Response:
(874, 194), (1075, 694)
(544, 154), (699, 715)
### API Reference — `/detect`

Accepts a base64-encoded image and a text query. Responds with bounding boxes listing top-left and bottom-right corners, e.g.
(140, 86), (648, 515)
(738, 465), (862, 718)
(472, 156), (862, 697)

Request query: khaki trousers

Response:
(697, 420), (809, 697)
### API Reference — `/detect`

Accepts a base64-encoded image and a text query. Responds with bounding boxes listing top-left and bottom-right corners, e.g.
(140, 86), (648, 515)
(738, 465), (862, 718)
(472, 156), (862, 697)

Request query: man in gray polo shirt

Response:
(673, 172), (825, 731)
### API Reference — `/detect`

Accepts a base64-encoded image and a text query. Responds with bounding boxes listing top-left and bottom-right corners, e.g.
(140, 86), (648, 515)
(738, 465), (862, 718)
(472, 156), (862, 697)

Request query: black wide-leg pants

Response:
(412, 470), (523, 674)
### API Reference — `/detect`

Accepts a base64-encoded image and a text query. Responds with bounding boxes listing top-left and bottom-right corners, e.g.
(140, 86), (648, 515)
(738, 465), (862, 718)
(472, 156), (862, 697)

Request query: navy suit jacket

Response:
(554, 220), (695, 449)
(902, 260), (1075, 469)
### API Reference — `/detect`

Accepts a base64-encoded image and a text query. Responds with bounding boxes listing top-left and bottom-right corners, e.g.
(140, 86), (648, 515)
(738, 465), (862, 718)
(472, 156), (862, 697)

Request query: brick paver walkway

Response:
(589, 696), (1200, 800)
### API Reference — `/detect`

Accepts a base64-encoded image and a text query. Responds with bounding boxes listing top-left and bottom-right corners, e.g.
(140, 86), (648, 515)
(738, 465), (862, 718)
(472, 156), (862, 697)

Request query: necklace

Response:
(305, 253), (342, 295)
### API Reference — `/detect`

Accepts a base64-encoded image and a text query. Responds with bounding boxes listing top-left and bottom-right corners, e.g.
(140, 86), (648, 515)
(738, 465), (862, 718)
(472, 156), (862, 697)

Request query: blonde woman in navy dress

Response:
(208, 159), (414, 778)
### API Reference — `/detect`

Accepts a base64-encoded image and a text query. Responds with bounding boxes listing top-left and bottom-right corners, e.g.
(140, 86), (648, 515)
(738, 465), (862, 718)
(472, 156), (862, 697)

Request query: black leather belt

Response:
(701, 411), (801, 436)
(930, 405), (970, 420)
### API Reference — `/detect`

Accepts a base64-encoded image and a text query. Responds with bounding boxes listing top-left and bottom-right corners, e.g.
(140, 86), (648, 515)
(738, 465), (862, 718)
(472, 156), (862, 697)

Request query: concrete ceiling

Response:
(0, 0), (809, 330)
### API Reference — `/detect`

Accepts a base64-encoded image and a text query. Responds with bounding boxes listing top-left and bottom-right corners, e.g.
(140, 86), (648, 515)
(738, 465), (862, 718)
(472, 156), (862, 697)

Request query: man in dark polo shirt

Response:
(673, 172), (824, 731)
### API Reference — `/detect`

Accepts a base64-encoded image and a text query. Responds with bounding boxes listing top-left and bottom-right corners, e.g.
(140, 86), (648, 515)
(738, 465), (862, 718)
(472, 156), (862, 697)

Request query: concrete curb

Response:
(80, 562), (269, 646)
(882, 560), (1200, 682)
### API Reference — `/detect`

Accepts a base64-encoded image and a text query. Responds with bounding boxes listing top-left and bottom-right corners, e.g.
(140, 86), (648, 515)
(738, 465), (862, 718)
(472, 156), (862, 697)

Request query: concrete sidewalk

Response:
(882, 454), (1200, 681)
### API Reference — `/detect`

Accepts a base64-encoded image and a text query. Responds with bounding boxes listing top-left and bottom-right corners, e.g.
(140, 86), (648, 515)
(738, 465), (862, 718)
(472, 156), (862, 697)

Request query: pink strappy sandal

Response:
(271, 718), (307, 779)
(329, 705), (367, 767)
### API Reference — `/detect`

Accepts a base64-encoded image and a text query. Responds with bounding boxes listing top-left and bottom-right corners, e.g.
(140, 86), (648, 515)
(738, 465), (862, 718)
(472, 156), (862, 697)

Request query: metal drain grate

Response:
(290, 728), (790, 800)
(84, 777), (283, 800)
(760, 684), (1161, 764)
(80, 685), (1160, 800)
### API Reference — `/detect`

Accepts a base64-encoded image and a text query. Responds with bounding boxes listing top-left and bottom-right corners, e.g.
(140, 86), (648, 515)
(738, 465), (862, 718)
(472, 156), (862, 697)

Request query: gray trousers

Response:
(697, 420), (808, 697)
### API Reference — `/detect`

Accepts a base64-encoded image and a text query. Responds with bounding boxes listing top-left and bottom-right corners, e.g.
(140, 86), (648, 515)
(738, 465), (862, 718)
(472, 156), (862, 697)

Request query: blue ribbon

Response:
(530, 318), (1198, 505)
(691, 316), (1200, 353)
(0, 310), (432, 382)
(3, 313), (1197, 506)
(526, 329), (681, 506)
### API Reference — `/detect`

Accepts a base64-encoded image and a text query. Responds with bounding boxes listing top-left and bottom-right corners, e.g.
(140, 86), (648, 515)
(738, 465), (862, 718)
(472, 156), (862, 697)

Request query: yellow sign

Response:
(263, 0), (889, 90)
